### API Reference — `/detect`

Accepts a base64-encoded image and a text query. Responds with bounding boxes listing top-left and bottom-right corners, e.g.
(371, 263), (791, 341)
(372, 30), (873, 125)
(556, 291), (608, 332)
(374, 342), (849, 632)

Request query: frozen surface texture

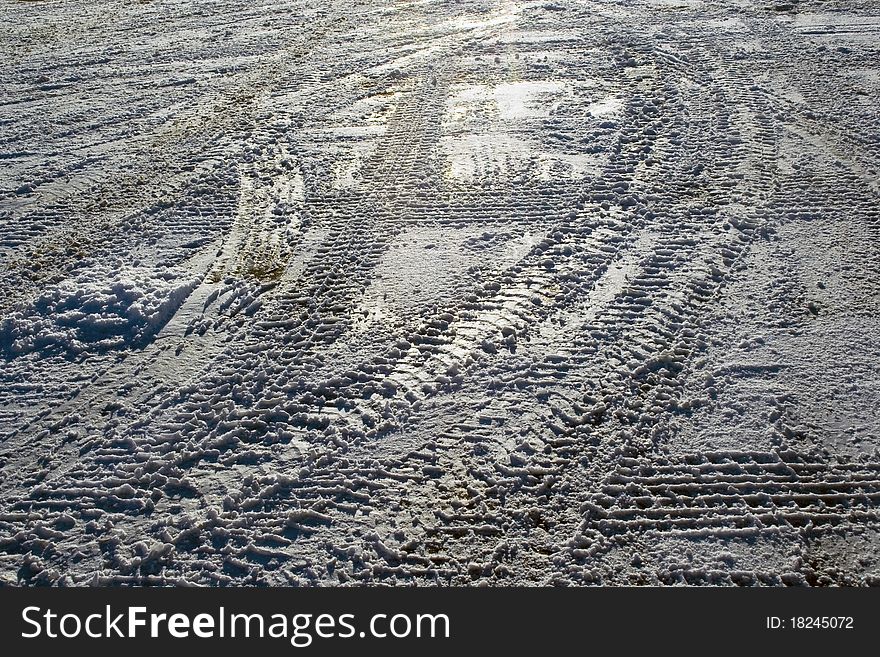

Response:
(1, 0), (878, 586)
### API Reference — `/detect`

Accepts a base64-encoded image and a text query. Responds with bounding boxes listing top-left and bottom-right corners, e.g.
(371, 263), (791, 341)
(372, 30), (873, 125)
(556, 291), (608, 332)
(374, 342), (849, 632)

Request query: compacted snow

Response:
(1, 0), (879, 586)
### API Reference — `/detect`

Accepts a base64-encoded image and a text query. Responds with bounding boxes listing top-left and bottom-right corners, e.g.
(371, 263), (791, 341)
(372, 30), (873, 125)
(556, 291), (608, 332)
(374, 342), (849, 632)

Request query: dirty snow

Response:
(0, 0), (878, 586)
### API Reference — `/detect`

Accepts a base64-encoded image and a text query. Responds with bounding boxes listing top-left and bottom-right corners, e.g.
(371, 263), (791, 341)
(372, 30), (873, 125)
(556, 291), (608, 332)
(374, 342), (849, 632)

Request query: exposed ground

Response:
(1, 0), (879, 586)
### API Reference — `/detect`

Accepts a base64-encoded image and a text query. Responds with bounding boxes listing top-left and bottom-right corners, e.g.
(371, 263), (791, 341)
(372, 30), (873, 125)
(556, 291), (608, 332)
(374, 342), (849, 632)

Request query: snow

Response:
(1, 265), (199, 356)
(0, 0), (878, 588)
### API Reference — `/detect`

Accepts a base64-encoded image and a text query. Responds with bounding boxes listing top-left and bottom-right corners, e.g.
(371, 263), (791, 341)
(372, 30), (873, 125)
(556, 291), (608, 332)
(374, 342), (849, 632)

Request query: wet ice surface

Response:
(0, 0), (879, 586)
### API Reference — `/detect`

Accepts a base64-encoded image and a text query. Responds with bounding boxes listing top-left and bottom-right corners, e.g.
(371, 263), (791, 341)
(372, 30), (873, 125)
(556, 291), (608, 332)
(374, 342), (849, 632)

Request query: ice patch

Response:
(440, 133), (600, 182)
(493, 80), (567, 120)
(443, 80), (567, 127)
(440, 81), (607, 182)
(588, 95), (623, 117)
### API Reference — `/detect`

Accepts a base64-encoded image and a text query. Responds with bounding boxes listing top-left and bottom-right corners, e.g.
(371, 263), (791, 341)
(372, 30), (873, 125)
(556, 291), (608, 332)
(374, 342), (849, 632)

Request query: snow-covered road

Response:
(1, 0), (879, 585)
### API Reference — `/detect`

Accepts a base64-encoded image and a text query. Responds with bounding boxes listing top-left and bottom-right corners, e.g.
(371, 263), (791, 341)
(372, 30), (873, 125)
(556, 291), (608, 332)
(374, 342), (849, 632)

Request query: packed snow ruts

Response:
(0, 0), (878, 586)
